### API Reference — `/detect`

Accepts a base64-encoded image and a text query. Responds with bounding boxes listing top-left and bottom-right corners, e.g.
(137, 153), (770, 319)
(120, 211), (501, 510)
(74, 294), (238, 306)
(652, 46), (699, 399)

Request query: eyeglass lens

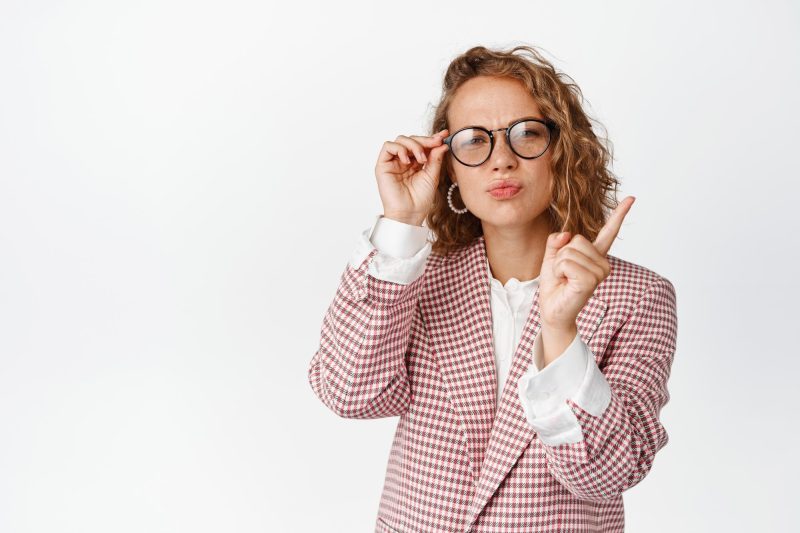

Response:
(450, 120), (551, 165)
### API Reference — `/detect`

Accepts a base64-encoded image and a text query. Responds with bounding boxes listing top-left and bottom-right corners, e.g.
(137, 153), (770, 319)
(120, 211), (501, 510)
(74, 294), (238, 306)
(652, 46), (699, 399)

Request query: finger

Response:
(553, 258), (601, 292)
(394, 135), (429, 164)
(421, 143), (449, 179)
(408, 129), (450, 148)
(593, 196), (635, 256)
(543, 231), (571, 265)
(379, 141), (412, 165)
(555, 247), (606, 283)
(396, 131), (450, 163)
(562, 234), (609, 273)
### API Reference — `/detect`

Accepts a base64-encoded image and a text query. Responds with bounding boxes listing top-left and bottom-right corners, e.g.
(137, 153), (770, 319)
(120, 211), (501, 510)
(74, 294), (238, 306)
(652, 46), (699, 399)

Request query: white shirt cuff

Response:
(348, 215), (432, 285)
(517, 331), (612, 445)
(371, 215), (430, 258)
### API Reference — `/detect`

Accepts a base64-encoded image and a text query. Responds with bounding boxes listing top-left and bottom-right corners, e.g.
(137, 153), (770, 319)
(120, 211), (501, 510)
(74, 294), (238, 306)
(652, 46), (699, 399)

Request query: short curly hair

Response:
(425, 44), (621, 258)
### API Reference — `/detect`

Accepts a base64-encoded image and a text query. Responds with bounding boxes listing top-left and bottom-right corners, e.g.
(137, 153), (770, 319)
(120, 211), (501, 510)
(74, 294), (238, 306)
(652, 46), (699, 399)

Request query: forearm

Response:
(309, 216), (431, 418)
(540, 387), (666, 502)
(309, 250), (423, 419)
(533, 278), (677, 501)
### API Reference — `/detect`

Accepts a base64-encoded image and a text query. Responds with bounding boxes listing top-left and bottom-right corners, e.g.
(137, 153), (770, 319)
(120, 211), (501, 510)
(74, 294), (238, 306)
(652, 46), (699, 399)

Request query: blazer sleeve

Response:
(307, 216), (431, 419)
(531, 277), (678, 502)
(518, 330), (611, 446)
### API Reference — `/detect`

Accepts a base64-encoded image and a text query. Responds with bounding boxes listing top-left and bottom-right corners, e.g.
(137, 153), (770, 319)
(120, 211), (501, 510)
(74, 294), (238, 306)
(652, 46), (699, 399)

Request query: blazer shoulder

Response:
(600, 254), (676, 310)
(423, 241), (473, 276)
(415, 240), (478, 302)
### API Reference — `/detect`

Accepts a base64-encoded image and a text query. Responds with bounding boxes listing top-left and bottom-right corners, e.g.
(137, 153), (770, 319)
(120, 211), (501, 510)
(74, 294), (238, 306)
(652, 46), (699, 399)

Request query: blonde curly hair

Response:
(426, 44), (621, 258)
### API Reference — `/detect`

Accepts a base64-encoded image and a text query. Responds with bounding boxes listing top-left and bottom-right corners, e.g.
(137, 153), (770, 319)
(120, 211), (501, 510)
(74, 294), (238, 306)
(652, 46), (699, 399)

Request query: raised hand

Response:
(538, 196), (636, 332)
(375, 129), (450, 226)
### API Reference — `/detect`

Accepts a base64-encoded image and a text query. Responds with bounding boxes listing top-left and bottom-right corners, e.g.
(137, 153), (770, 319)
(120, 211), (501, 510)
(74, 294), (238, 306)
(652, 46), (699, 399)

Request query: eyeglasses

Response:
(443, 117), (558, 167)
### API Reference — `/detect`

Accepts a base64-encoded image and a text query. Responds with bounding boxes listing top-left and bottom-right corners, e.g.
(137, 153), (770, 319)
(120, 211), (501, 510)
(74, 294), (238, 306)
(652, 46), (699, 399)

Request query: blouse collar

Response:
(485, 258), (540, 293)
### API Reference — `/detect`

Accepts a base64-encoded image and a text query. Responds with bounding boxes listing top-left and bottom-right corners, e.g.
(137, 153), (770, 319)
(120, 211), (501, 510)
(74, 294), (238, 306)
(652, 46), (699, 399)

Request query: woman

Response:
(308, 44), (678, 533)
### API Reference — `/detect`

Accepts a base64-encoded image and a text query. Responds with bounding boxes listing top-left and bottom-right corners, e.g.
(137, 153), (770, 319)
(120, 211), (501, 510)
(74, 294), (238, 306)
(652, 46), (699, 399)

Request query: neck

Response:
(482, 217), (551, 285)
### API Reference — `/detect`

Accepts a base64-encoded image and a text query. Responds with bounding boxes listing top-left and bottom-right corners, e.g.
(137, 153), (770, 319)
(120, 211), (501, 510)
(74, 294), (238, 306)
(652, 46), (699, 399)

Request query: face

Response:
(446, 76), (554, 232)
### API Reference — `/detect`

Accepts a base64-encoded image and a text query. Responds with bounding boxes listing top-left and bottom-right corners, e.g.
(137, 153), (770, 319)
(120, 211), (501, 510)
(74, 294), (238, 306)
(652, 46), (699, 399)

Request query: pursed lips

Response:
(487, 179), (523, 191)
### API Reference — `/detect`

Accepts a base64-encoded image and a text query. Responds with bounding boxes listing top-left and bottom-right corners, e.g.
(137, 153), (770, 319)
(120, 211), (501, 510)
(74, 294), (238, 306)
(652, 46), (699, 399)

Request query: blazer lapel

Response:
(419, 236), (498, 484)
(419, 234), (609, 520)
(465, 236), (609, 525)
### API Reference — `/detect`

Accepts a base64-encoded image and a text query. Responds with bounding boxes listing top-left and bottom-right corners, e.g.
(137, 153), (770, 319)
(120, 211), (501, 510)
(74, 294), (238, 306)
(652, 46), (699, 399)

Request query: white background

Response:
(1, 1), (798, 531)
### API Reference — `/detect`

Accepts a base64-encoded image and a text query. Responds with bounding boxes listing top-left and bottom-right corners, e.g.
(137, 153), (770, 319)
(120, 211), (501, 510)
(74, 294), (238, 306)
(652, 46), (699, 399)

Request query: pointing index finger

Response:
(593, 196), (636, 256)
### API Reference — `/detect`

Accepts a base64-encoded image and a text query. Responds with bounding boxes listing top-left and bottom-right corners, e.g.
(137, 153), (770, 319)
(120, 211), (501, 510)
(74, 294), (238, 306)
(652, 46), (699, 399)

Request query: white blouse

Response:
(348, 214), (612, 445)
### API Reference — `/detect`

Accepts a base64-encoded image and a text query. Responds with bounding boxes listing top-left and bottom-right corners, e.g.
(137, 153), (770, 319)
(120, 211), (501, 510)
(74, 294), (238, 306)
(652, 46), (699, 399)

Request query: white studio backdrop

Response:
(1, 1), (798, 531)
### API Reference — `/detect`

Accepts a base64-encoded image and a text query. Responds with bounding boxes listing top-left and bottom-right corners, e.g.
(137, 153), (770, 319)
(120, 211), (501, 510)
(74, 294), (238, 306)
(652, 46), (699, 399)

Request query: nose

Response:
(489, 130), (518, 170)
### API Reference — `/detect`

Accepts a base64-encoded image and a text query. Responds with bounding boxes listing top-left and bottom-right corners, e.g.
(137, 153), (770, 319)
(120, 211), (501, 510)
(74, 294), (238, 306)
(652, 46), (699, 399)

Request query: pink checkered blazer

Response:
(308, 234), (677, 532)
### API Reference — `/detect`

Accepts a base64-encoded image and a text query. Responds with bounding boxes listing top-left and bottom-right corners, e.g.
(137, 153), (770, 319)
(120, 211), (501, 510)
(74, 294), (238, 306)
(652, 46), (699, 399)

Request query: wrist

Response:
(382, 212), (426, 226)
(541, 319), (578, 335)
(540, 321), (578, 367)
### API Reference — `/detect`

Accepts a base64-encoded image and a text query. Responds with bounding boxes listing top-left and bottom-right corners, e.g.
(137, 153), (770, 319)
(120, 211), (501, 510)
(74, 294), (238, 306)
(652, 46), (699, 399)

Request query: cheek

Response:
(537, 178), (554, 201)
(526, 164), (554, 197)
(450, 167), (478, 194)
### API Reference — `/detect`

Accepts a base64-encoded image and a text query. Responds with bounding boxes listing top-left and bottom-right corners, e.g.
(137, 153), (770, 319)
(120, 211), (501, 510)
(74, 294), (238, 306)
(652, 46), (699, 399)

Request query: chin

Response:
(478, 211), (530, 228)
(479, 203), (547, 228)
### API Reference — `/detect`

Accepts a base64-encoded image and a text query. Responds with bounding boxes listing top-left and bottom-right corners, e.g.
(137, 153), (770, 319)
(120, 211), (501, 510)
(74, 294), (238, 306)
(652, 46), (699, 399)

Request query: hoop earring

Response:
(448, 182), (469, 214)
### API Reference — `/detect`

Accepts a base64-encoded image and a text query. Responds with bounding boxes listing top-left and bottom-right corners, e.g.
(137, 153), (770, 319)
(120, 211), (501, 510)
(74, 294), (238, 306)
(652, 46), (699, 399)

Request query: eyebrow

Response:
(458, 115), (546, 131)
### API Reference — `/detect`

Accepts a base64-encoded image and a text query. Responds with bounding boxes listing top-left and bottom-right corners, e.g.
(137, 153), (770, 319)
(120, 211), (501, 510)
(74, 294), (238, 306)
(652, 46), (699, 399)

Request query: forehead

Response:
(448, 76), (542, 129)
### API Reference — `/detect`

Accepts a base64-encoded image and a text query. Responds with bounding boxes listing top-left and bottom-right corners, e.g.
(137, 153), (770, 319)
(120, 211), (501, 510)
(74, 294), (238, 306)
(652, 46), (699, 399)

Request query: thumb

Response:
(543, 231), (570, 265)
(422, 143), (448, 180)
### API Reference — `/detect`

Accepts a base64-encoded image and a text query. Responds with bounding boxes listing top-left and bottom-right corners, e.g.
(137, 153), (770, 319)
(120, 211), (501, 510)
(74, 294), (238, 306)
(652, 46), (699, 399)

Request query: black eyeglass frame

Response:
(442, 117), (558, 167)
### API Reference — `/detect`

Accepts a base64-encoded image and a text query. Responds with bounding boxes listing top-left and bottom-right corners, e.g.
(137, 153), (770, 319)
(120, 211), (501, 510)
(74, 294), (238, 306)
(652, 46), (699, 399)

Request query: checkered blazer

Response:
(308, 234), (678, 532)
